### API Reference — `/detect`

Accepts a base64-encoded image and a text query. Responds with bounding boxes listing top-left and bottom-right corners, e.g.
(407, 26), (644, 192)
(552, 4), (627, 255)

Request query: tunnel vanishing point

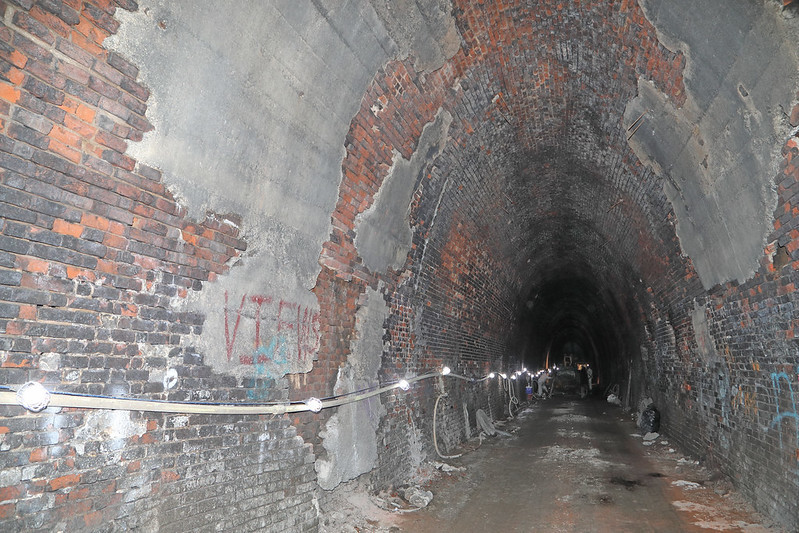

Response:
(0, 0), (799, 531)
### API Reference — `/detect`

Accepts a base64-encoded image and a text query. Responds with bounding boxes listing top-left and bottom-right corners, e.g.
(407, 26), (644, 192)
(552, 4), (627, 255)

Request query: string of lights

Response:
(1, 366), (541, 415)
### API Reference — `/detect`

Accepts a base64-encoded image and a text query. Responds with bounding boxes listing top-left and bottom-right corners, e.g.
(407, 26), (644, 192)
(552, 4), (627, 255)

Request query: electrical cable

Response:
(1, 368), (501, 418)
(0, 372), (443, 415)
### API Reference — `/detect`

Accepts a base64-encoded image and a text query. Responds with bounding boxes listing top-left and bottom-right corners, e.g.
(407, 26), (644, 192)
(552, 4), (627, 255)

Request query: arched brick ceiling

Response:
(393, 0), (691, 369)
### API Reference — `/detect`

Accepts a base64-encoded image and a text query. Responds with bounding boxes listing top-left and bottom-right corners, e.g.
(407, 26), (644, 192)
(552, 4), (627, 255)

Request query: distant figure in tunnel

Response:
(579, 365), (589, 398)
(587, 366), (593, 393)
(537, 371), (550, 398)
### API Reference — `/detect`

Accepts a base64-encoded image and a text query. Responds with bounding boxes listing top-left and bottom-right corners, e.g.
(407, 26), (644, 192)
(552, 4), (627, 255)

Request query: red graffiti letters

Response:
(223, 291), (320, 366)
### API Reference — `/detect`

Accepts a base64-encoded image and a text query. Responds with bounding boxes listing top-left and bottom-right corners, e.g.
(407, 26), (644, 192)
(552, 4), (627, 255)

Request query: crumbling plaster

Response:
(627, 0), (799, 289)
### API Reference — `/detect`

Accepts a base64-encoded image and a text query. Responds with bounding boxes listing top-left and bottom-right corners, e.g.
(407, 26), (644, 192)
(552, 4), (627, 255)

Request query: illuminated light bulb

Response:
(523, 367), (527, 372)
(398, 379), (410, 391)
(511, 375), (517, 380)
(441, 366), (451, 375)
(16, 382), (50, 412)
(305, 397), (323, 413)
(500, 373), (508, 379)
(488, 372), (495, 379)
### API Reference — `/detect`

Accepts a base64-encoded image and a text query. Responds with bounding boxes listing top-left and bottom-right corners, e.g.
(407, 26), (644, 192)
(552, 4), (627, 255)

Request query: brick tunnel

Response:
(1, 0), (799, 531)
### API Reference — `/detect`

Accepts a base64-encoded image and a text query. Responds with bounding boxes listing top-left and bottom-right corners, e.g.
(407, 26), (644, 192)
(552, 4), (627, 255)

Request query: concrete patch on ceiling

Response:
(627, 0), (799, 290)
(316, 286), (388, 490)
(369, 0), (461, 73)
(355, 109), (452, 273)
(105, 2), (400, 383)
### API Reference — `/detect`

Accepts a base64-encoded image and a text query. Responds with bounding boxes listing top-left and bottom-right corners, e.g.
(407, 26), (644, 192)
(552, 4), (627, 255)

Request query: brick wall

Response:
(0, 1), (317, 530)
(1, 0), (798, 530)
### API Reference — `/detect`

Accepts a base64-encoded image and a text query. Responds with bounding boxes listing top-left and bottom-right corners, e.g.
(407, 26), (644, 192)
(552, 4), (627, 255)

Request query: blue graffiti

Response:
(770, 372), (799, 461)
(246, 335), (291, 400)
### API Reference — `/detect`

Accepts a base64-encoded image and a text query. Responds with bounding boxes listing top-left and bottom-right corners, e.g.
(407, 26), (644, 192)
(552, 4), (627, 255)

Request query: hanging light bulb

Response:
(305, 397), (323, 413)
(488, 372), (495, 379)
(500, 373), (508, 379)
(398, 379), (410, 391)
(16, 382), (50, 412)
(441, 366), (451, 375)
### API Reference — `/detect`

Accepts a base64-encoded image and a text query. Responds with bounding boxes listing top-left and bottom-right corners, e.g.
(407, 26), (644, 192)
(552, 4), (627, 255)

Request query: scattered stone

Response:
(672, 480), (702, 490)
(607, 394), (622, 406)
(642, 432), (659, 441)
(401, 486), (433, 508)
(433, 461), (465, 473)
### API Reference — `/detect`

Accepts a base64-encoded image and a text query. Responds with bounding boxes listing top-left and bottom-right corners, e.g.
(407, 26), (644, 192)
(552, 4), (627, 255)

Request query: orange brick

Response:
(103, 233), (127, 250)
(67, 487), (90, 500)
(49, 125), (82, 147)
(20, 257), (49, 273)
(0, 82), (21, 104)
(71, 29), (105, 56)
(95, 259), (117, 274)
(29, 447), (47, 462)
(52, 219), (83, 238)
(66, 267), (95, 281)
(7, 50), (26, 69)
(49, 138), (82, 164)
(64, 114), (96, 138)
(49, 474), (81, 491)
(18, 305), (36, 320)
(75, 103), (95, 123)
(81, 213), (110, 231)
(59, 97), (78, 114)
(5, 67), (24, 86)
(0, 486), (22, 502)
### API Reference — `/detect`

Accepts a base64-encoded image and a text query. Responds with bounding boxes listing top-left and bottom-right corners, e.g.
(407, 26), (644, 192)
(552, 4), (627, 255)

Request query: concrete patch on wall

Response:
(628, 0), (799, 289)
(106, 2), (401, 384)
(369, 0), (461, 73)
(691, 300), (717, 363)
(73, 411), (147, 454)
(355, 109), (453, 273)
(316, 286), (388, 490)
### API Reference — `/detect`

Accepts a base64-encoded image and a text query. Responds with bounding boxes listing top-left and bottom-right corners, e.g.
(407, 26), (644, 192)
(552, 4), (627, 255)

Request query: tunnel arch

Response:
(0, 0), (798, 531)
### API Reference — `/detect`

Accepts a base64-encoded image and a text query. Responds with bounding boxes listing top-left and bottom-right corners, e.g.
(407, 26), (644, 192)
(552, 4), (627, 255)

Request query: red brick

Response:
(29, 447), (47, 462)
(0, 82), (21, 104)
(0, 485), (23, 502)
(52, 218), (83, 237)
(48, 474), (80, 491)
(49, 138), (82, 163)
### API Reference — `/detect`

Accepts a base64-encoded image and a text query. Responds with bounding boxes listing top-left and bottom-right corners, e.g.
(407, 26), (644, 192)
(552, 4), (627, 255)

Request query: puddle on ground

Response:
(609, 476), (642, 490)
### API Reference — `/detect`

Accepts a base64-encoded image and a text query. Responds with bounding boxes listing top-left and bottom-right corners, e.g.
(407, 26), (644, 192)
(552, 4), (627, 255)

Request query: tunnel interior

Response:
(0, 0), (799, 531)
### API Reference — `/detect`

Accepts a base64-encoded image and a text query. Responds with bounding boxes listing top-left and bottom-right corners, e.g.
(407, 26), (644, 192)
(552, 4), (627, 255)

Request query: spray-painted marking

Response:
(770, 372), (799, 469)
(223, 291), (320, 365)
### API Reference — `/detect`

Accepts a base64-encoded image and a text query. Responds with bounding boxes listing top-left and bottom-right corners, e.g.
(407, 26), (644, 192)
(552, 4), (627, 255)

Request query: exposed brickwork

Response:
(650, 125), (799, 526)
(306, 0), (689, 491)
(0, 0), (798, 530)
(0, 2), (317, 531)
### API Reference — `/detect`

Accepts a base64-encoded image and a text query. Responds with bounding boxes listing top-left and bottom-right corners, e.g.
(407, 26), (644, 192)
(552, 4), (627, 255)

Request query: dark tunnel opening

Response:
(518, 276), (636, 394)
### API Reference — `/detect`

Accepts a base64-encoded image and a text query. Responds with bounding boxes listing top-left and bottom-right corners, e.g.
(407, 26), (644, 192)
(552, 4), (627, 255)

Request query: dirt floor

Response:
(319, 396), (786, 533)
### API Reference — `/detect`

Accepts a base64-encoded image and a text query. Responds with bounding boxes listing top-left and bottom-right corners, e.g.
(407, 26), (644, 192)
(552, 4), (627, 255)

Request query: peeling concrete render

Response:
(628, 0), (799, 289)
(316, 286), (388, 490)
(370, 0), (461, 73)
(355, 109), (453, 273)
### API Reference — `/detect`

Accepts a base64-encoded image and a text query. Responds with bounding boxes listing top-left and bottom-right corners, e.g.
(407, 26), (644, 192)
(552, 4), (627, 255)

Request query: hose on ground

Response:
(433, 394), (462, 459)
